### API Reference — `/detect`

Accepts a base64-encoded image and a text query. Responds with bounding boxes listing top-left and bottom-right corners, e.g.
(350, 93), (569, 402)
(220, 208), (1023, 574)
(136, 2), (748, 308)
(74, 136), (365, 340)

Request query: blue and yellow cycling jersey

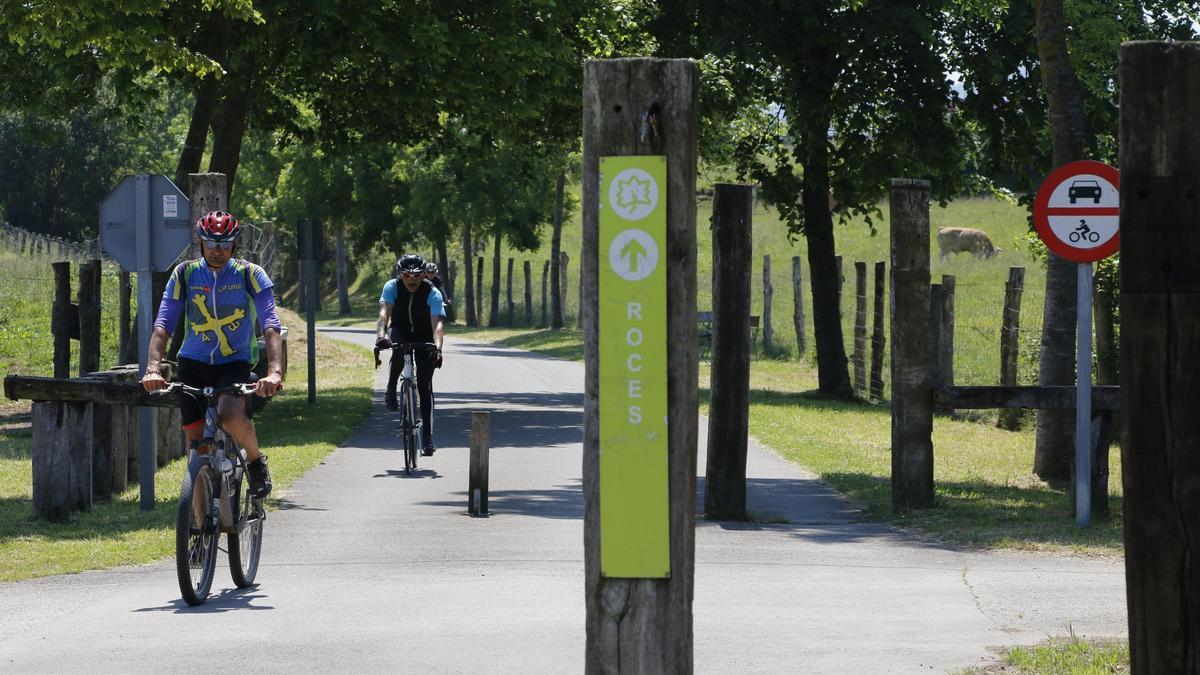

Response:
(155, 258), (280, 365)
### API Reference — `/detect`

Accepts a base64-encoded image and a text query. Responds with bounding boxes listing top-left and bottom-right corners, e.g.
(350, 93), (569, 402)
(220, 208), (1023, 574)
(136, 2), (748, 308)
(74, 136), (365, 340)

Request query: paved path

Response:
(0, 329), (1127, 673)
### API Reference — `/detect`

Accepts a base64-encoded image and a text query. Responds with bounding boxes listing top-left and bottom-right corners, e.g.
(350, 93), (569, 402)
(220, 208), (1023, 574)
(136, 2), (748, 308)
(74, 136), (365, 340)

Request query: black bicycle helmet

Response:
(424, 261), (438, 275)
(395, 253), (425, 276)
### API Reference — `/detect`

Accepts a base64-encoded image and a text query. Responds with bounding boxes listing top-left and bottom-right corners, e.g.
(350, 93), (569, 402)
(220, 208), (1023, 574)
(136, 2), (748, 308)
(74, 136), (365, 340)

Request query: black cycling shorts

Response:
(176, 357), (254, 429)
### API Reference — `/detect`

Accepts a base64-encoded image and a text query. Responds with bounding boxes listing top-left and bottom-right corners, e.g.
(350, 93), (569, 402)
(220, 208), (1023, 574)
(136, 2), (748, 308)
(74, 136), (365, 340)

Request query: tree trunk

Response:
(207, 49), (256, 202)
(436, 231), (451, 300)
(551, 170), (566, 329)
(1033, 0), (1086, 482)
(489, 229), (502, 327)
(336, 225), (351, 315)
(803, 122), (853, 398)
(174, 76), (219, 189)
(463, 224), (477, 327)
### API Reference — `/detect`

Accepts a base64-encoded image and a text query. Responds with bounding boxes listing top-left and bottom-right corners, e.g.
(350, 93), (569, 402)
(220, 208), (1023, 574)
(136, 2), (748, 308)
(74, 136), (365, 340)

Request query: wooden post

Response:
(524, 260), (533, 325)
(939, 275), (955, 389)
(792, 256), (807, 356)
(930, 283), (944, 389)
(889, 178), (934, 511)
(706, 183), (753, 519)
(476, 255), (484, 325)
(52, 262), (72, 379)
(853, 261), (868, 394)
(506, 257), (515, 326)
(1118, 41), (1200, 671)
(118, 271), (134, 364)
(870, 261), (886, 401)
(32, 401), (93, 521)
(542, 260), (550, 327)
(761, 254), (773, 350)
(78, 260), (102, 375)
(560, 251), (570, 324)
(997, 267), (1026, 430)
(468, 411), (490, 515)
(583, 57), (698, 672)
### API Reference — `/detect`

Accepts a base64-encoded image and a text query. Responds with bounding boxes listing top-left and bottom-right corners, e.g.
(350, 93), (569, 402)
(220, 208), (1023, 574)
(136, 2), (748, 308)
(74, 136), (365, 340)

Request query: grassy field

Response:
(0, 307), (372, 582)
(301, 193), (1046, 397)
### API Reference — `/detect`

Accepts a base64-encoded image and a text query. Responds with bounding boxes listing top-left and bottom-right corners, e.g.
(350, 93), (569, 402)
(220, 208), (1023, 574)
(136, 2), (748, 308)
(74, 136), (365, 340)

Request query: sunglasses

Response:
(200, 238), (235, 251)
(400, 272), (423, 279)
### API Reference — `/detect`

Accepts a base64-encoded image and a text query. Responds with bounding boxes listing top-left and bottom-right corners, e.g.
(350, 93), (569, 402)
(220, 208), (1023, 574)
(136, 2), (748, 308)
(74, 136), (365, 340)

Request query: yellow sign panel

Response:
(599, 155), (670, 578)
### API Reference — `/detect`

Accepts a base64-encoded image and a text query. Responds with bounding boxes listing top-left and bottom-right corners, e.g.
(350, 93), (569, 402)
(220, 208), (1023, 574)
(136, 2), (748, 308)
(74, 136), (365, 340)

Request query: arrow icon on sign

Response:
(621, 237), (648, 274)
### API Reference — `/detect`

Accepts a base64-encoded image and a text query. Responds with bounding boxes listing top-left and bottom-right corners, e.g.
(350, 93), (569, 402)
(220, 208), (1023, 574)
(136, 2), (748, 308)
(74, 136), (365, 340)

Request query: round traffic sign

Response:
(1032, 160), (1120, 263)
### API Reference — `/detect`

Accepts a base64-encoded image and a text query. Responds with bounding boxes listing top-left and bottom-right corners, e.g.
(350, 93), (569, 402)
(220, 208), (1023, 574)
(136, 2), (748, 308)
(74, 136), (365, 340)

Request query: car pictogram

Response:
(1068, 179), (1102, 204)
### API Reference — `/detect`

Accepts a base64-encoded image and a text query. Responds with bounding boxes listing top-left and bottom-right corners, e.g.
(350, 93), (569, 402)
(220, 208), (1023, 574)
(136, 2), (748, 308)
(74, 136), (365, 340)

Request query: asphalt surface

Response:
(0, 328), (1128, 673)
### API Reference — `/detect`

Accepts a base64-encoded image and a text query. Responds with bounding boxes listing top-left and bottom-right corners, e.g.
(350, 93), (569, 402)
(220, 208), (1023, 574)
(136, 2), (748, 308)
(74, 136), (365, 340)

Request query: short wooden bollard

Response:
(32, 401), (93, 521)
(468, 411), (490, 516)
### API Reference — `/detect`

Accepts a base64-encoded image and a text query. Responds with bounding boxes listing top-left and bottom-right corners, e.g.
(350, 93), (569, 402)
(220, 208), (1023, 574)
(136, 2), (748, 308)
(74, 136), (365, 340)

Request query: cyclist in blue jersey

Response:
(377, 253), (445, 455)
(141, 210), (284, 498)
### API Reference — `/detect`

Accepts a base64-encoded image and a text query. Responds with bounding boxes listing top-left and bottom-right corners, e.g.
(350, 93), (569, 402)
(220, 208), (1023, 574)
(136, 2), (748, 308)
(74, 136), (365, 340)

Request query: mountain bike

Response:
(374, 342), (438, 474)
(157, 382), (266, 606)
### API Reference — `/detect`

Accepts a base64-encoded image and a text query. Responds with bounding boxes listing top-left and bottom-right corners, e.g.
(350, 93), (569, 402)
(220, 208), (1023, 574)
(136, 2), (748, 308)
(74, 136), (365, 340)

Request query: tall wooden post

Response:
(476, 255), (484, 325)
(542, 260), (550, 327)
(52, 262), (72, 379)
(1119, 41), (1200, 672)
(78, 261), (102, 375)
(997, 267), (1026, 430)
(705, 184), (753, 520)
(870, 261), (886, 401)
(939, 275), (956, 389)
(583, 58), (698, 673)
(468, 412), (490, 515)
(853, 261), (868, 394)
(506, 257), (515, 326)
(118, 271), (134, 365)
(889, 178), (934, 511)
(792, 256), (807, 356)
(761, 255), (773, 350)
(523, 260), (533, 325)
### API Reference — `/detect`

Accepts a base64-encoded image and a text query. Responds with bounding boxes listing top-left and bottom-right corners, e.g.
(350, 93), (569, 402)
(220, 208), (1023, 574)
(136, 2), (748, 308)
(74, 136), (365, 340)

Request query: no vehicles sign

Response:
(1033, 160), (1120, 263)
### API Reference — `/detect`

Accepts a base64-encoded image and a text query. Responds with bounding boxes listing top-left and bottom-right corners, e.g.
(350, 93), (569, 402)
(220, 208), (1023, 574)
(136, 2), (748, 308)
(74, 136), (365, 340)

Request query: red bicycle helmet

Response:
(195, 210), (240, 242)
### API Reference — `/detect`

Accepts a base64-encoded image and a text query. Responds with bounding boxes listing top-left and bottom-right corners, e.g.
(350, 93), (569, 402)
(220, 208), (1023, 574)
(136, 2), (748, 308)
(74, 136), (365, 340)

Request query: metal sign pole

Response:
(134, 175), (157, 511)
(1075, 262), (1093, 527)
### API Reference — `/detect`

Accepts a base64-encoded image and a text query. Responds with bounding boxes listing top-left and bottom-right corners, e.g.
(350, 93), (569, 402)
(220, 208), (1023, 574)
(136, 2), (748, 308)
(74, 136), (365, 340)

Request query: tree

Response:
(655, 0), (971, 398)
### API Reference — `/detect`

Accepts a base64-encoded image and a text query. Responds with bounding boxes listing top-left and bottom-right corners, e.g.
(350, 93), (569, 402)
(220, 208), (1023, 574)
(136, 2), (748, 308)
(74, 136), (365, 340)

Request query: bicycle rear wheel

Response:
(400, 380), (417, 474)
(176, 461), (219, 606)
(227, 456), (264, 588)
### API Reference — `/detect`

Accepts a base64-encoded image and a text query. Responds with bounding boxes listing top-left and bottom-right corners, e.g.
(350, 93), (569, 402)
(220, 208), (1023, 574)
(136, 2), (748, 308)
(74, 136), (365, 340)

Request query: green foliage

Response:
(1005, 632), (1129, 673)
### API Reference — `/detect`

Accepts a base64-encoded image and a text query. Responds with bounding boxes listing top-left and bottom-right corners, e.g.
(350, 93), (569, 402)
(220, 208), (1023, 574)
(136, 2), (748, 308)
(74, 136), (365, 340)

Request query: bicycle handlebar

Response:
(155, 382), (260, 400)
(373, 342), (438, 368)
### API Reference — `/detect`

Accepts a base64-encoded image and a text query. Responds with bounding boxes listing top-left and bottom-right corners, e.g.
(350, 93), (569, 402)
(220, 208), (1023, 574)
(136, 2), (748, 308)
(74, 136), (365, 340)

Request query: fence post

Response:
(792, 256), (807, 356)
(930, 282), (944, 389)
(542, 260), (550, 327)
(940, 275), (955, 390)
(853, 261), (868, 394)
(506, 257), (515, 326)
(762, 255), (773, 350)
(997, 267), (1026, 430)
(476, 255), (484, 325)
(78, 260), (102, 375)
(52, 262), (72, 379)
(523, 260), (533, 325)
(582, 57), (698, 671)
(559, 251), (570, 324)
(118, 271), (134, 365)
(870, 261), (886, 401)
(889, 178), (934, 511)
(468, 411), (490, 515)
(706, 183), (754, 519)
(32, 401), (94, 521)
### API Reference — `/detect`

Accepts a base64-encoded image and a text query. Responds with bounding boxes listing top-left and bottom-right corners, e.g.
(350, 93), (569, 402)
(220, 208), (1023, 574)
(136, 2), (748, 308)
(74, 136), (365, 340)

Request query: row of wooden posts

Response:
(1, 223), (105, 261)
(461, 252), (571, 328)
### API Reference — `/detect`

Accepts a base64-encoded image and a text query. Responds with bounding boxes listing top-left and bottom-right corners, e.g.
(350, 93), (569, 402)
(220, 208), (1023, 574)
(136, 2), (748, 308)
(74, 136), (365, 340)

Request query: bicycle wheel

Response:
(227, 449), (264, 588)
(176, 461), (219, 606)
(400, 380), (417, 474)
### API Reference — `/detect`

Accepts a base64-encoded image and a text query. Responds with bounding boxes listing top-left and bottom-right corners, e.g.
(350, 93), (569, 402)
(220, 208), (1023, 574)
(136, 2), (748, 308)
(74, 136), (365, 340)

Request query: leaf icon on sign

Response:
(616, 175), (652, 212)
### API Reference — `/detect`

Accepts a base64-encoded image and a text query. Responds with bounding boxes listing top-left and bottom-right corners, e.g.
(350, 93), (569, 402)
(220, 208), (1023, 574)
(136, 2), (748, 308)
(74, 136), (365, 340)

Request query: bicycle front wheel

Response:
(401, 380), (418, 474)
(228, 465), (264, 588)
(176, 462), (219, 606)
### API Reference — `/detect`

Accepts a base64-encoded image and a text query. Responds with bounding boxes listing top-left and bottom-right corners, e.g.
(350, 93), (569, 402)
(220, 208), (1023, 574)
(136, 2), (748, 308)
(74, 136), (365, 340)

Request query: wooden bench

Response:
(697, 311), (759, 361)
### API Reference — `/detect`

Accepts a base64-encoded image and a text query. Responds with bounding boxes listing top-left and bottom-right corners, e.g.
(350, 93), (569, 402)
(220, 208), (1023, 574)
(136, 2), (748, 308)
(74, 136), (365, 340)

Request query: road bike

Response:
(157, 382), (266, 606)
(375, 342), (438, 474)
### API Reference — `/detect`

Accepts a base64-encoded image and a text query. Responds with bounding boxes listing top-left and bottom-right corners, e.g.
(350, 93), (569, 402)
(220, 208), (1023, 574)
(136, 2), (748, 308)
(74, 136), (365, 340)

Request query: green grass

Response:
(0, 307), (372, 582)
(964, 634), (1129, 673)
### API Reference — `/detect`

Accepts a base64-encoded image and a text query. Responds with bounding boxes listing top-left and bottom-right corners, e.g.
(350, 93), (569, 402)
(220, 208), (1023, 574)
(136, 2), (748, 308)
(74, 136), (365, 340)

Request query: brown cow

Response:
(936, 227), (1001, 260)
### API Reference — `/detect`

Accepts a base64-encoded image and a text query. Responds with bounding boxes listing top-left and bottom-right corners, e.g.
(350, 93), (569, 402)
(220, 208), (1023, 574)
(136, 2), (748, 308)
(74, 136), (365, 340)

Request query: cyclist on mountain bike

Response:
(141, 210), (284, 499)
(377, 253), (445, 455)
